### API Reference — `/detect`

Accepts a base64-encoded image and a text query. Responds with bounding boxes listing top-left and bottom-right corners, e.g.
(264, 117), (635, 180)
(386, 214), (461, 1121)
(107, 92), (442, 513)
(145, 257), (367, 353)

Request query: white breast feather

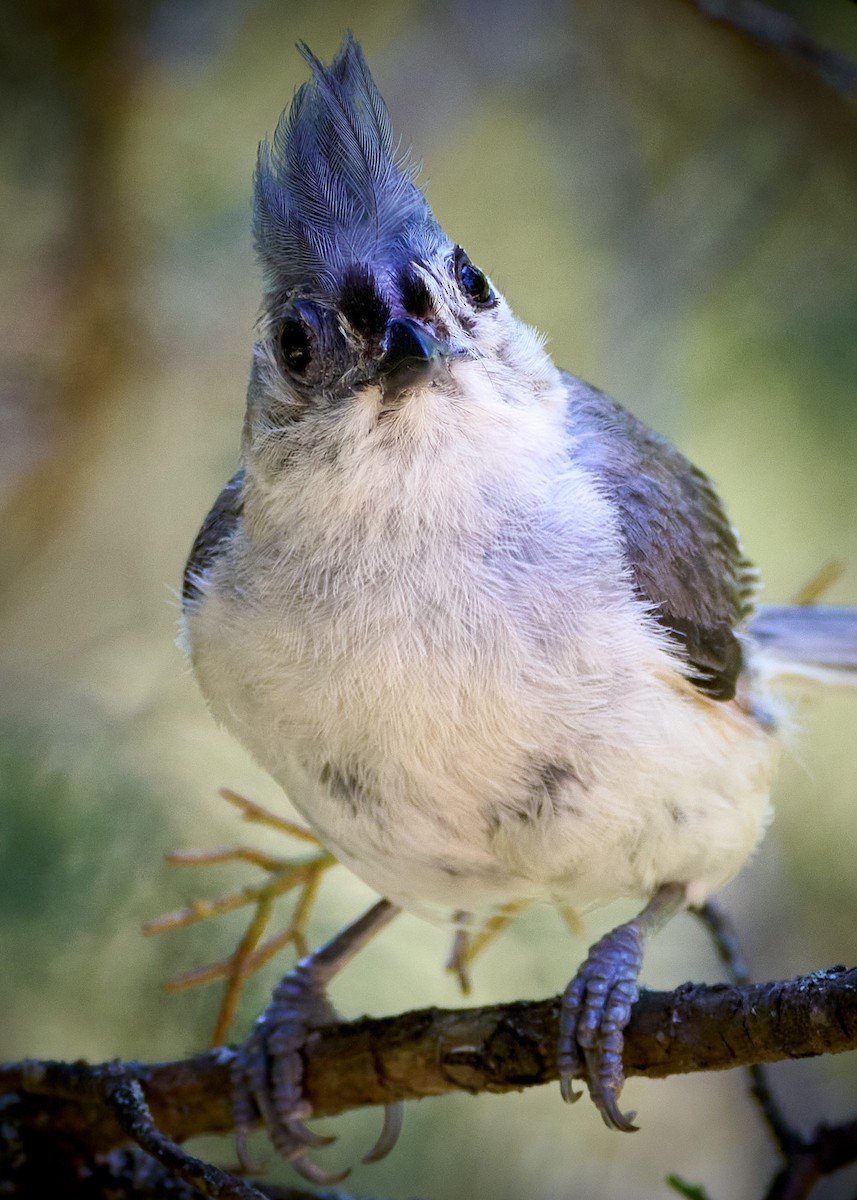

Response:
(186, 365), (776, 924)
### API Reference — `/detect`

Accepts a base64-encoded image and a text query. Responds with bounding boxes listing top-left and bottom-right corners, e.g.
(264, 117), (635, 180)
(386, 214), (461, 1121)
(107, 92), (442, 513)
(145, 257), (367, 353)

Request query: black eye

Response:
(277, 319), (312, 374)
(455, 249), (494, 306)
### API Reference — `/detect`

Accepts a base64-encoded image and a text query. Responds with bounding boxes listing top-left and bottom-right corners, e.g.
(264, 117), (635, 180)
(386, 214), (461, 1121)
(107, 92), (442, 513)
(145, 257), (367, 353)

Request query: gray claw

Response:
(601, 1099), (638, 1134)
(290, 1152), (351, 1187)
(285, 1118), (336, 1149)
(363, 1102), (404, 1164)
(584, 1047), (638, 1132)
(234, 1128), (260, 1175)
(559, 1074), (581, 1104)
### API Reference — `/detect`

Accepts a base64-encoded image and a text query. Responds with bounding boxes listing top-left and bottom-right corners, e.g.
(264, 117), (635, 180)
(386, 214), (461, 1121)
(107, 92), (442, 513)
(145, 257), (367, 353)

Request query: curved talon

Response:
(290, 1152), (351, 1187)
(603, 1101), (638, 1134)
(559, 1075), (581, 1104)
(234, 1129), (262, 1175)
(592, 1087), (637, 1133)
(251, 1079), (297, 1148)
(363, 1101), (404, 1164)
(583, 1047), (638, 1132)
(286, 1119), (336, 1149)
(268, 1119), (330, 1164)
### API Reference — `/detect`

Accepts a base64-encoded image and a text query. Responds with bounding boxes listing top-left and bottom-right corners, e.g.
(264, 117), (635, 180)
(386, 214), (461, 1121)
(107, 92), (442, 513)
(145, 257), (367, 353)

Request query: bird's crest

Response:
(254, 35), (441, 296)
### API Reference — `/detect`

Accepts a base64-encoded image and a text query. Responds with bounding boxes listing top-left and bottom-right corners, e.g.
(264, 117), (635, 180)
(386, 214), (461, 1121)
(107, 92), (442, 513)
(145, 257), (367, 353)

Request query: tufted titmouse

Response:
(182, 36), (857, 1182)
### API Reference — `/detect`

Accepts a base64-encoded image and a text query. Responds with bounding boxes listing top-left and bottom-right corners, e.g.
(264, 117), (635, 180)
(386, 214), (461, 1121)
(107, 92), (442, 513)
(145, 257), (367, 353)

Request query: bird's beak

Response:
(376, 317), (447, 398)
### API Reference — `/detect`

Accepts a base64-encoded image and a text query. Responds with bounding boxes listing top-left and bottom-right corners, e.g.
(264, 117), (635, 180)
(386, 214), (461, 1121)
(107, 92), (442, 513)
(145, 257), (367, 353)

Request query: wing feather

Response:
(565, 375), (755, 701)
(182, 470), (245, 609)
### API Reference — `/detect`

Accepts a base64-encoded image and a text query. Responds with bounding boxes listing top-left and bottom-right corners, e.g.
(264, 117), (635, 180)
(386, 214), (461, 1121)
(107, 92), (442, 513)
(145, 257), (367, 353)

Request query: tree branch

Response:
(3, 965), (856, 1157)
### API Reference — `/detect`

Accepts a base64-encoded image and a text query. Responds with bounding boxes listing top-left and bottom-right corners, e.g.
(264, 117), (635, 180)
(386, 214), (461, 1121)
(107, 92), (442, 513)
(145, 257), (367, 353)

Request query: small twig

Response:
(792, 560), (844, 606)
(556, 902), (584, 937)
(463, 900), (530, 969)
(218, 788), (322, 841)
(164, 925), (310, 995)
(105, 1075), (264, 1200)
(445, 900), (533, 993)
(446, 914), (473, 993)
(167, 846), (291, 872)
(143, 855), (333, 936)
(0, 1128), (334, 1200)
(749, 1064), (806, 1159)
(289, 866), (327, 959)
(213, 893), (278, 1046)
(144, 789), (338, 1043)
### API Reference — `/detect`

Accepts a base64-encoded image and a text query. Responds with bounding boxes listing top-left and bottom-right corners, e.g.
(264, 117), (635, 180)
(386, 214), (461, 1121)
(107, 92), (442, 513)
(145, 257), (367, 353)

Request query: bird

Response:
(181, 35), (857, 1184)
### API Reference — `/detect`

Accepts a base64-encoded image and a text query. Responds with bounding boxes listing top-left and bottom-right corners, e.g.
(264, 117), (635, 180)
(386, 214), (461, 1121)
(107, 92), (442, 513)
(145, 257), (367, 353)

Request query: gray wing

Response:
(564, 375), (756, 701)
(182, 469), (245, 609)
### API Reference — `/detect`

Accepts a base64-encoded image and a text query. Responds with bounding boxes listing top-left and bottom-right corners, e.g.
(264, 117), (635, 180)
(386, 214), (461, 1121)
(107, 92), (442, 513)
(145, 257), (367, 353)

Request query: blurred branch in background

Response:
(693, 902), (857, 1200)
(692, 0), (857, 97)
(0, 0), (144, 590)
(143, 788), (338, 1048)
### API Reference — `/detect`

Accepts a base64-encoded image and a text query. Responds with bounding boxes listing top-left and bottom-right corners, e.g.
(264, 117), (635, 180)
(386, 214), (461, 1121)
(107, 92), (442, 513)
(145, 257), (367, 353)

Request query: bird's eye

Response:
(455, 249), (495, 307)
(277, 319), (312, 375)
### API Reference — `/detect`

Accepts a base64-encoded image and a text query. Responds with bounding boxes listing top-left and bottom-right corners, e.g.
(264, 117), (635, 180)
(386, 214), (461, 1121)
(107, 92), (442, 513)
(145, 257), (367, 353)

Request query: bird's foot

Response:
(557, 919), (643, 1132)
(231, 899), (401, 1184)
(231, 959), (343, 1183)
(557, 882), (686, 1132)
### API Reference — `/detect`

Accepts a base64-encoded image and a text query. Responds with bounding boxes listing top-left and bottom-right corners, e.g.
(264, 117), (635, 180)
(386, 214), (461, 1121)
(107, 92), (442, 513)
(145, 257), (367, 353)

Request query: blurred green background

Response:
(2, 1), (857, 1196)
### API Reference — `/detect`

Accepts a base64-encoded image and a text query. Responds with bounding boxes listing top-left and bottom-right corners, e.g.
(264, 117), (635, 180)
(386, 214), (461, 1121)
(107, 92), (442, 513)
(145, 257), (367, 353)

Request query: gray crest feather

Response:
(254, 34), (441, 294)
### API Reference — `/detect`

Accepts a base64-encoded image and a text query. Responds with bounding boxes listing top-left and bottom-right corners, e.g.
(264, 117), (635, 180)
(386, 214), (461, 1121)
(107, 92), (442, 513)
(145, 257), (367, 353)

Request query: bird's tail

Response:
(749, 605), (857, 687)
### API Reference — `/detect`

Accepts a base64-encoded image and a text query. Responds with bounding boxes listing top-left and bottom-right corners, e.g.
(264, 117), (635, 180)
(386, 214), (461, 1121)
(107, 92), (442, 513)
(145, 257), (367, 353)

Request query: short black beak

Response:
(377, 317), (446, 395)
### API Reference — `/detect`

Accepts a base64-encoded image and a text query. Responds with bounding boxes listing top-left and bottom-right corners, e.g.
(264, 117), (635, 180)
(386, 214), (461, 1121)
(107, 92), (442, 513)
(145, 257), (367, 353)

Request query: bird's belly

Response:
(273, 729), (775, 924)
(227, 680), (776, 924)
(276, 763), (544, 920)
(188, 578), (777, 924)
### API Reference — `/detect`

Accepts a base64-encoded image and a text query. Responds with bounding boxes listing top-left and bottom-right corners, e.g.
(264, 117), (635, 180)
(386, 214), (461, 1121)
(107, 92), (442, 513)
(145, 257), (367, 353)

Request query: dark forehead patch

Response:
(397, 267), (433, 320)
(339, 263), (390, 339)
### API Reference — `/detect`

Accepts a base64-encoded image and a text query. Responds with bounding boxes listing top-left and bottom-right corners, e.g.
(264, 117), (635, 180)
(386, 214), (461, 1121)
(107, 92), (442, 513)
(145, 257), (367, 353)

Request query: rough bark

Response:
(2, 966), (855, 1155)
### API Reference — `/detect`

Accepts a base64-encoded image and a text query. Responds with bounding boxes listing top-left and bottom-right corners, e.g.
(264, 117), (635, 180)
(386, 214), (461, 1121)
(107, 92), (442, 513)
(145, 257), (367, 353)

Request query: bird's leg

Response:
(558, 881), (686, 1131)
(232, 897), (401, 1184)
(446, 911), (473, 994)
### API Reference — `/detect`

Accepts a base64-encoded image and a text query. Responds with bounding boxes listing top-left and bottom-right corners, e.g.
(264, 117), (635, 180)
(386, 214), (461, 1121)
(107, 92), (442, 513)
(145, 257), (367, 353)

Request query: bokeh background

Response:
(2, 1), (857, 1196)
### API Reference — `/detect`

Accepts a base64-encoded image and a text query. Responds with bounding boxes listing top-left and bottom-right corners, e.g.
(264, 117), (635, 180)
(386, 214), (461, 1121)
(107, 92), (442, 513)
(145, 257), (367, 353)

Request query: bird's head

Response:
(244, 35), (560, 478)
